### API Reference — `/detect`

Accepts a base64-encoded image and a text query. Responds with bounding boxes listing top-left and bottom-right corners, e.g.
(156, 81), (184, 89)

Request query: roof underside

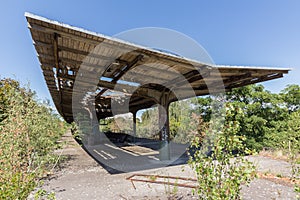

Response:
(26, 13), (290, 123)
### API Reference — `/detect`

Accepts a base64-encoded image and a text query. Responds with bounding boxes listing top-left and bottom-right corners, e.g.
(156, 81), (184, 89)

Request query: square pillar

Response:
(158, 93), (170, 160)
(85, 106), (107, 146)
(132, 111), (137, 143)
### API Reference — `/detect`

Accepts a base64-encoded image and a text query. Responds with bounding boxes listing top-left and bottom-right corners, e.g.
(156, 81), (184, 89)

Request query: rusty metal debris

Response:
(126, 174), (198, 189)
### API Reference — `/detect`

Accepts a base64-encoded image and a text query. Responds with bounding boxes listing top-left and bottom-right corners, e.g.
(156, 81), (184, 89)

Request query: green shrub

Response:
(189, 104), (256, 200)
(0, 78), (66, 199)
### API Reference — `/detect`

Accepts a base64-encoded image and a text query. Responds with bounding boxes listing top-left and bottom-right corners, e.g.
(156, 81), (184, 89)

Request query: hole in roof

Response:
(53, 68), (59, 90)
(67, 69), (73, 75)
(99, 77), (140, 87)
(117, 80), (140, 87)
(102, 90), (127, 98)
(100, 76), (113, 82)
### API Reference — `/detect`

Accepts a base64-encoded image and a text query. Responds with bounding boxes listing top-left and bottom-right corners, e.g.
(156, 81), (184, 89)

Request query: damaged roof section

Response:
(25, 12), (290, 123)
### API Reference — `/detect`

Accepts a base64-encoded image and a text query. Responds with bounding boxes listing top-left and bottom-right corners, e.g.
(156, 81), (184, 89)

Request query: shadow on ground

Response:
(77, 132), (190, 174)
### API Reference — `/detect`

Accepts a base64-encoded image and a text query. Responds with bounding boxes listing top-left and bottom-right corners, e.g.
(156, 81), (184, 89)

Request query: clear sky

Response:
(0, 1), (299, 104)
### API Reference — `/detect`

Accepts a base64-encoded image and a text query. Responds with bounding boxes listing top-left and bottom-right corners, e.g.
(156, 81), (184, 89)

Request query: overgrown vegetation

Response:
(0, 78), (67, 199)
(188, 104), (256, 199)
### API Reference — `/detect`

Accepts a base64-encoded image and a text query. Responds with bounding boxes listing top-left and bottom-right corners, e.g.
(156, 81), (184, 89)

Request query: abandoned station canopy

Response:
(26, 13), (290, 123)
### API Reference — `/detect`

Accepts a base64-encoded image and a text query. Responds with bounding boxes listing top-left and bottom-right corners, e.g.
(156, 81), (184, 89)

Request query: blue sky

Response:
(0, 1), (299, 104)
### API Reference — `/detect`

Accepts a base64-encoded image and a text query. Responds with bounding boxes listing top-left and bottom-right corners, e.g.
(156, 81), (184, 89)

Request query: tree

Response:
(138, 107), (159, 139)
(226, 84), (289, 150)
(190, 96), (213, 122)
(169, 100), (194, 143)
(280, 84), (300, 112)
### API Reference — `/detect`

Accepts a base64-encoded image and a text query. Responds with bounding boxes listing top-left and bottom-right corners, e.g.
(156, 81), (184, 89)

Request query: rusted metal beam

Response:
(126, 174), (197, 189)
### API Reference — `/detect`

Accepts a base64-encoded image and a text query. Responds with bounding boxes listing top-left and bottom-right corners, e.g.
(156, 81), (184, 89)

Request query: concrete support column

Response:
(85, 106), (107, 146)
(87, 110), (99, 146)
(132, 111), (137, 143)
(158, 93), (170, 160)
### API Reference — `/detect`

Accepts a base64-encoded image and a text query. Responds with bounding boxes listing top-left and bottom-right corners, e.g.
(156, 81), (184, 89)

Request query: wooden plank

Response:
(226, 73), (283, 89)
(34, 41), (113, 63)
(29, 23), (211, 73)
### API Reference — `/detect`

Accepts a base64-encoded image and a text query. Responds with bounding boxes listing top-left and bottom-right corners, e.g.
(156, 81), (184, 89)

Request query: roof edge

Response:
(25, 12), (291, 73)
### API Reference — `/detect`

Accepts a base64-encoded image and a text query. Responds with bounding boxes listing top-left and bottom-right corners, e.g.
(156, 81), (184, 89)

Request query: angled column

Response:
(158, 92), (171, 160)
(85, 104), (107, 146)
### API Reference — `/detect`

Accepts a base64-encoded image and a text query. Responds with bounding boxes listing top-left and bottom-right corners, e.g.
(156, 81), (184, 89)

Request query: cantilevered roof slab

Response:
(25, 13), (290, 123)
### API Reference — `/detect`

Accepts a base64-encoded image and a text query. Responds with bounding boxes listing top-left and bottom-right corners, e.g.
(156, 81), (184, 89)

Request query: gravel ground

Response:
(28, 131), (297, 200)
